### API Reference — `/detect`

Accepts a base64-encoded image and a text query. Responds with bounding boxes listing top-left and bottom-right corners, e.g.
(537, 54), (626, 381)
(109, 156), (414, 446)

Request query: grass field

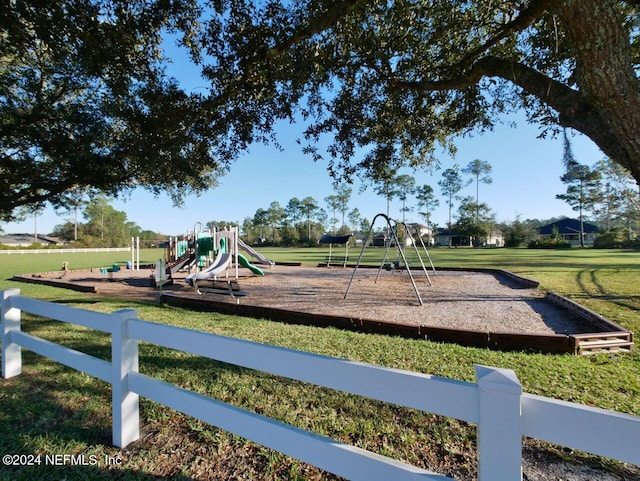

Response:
(0, 247), (639, 480)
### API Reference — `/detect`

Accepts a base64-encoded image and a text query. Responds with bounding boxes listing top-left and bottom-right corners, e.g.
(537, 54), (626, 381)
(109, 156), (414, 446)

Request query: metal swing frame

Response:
(344, 213), (436, 306)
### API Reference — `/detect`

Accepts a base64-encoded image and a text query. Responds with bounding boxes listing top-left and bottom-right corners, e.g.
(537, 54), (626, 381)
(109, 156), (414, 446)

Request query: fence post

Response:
(1, 289), (22, 379)
(475, 365), (523, 481)
(112, 308), (140, 448)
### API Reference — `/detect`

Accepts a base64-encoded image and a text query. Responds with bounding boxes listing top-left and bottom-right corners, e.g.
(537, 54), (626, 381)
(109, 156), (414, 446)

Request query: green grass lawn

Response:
(0, 247), (639, 480)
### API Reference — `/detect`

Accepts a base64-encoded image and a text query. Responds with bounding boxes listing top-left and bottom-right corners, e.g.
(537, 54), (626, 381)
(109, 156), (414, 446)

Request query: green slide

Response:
(238, 253), (264, 276)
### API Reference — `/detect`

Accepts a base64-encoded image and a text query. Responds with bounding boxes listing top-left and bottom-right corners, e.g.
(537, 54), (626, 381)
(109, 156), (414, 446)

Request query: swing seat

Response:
(383, 261), (401, 271)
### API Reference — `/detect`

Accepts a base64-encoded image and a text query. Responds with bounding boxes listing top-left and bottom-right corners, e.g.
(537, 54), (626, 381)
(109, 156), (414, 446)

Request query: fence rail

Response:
(2, 288), (639, 481)
(0, 247), (131, 255)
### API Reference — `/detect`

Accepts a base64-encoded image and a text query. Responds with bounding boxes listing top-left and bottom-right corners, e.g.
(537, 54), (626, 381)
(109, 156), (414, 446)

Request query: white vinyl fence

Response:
(1, 288), (639, 481)
(0, 247), (130, 255)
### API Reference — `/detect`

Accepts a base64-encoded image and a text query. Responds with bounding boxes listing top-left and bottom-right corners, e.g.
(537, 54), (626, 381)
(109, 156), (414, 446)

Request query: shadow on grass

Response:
(0, 357), (197, 481)
(54, 298), (103, 306)
(575, 269), (640, 312)
(0, 345), (350, 481)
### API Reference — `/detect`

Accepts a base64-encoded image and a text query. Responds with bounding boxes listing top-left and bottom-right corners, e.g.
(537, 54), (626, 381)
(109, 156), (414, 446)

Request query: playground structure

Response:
(164, 224), (274, 293)
(345, 213), (437, 306)
(318, 234), (353, 267)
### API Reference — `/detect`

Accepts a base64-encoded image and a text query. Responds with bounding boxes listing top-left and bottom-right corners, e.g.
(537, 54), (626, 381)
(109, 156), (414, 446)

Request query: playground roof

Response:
(318, 234), (353, 244)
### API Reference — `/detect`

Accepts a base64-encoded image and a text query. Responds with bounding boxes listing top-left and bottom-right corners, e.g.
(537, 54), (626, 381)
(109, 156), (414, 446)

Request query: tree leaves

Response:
(0, 0), (221, 221)
(4, 0), (640, 222)
(189, 0), (640, 183)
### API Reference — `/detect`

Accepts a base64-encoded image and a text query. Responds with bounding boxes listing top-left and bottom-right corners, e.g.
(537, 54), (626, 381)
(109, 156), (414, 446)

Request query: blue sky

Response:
(3, 38), (607, 237)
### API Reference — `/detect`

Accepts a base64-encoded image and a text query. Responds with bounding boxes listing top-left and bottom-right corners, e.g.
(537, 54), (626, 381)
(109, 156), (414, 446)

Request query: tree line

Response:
(221, 153), (640, 248)
(555, 136), (640, 247)
(3, 154), (636, 249)
(10, 197), (162, 248)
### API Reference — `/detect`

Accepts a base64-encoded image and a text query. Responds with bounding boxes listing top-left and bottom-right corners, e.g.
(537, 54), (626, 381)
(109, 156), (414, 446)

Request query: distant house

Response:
(404, 223), (432, 246)
(434, 228), (471, 247)
(485, 230), (504, 247)
(369, 224), (433, 247)
(0, 234), (64, 247)
(371, 233), (388, 247)
(434, 228), (503, 247)
(405, 223), (431, 237)
(353, 233), (367, 246)
(537, 218), (599, 246)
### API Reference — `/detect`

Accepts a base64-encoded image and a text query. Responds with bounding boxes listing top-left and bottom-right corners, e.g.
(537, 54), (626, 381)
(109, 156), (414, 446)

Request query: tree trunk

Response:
(579, 204), (585, 248)
(74, 204), (78, 241)
(444, 0), (640, 183)
(551, 0), (640, 182)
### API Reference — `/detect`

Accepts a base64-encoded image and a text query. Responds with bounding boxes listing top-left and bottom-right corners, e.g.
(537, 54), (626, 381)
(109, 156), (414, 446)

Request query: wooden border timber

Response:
(11, 274), (97, 293)
(164, 288), (637, 355)
(545, 291), (634, 354)
(490, 332), (574, 353)
(545, 291), (630, 332)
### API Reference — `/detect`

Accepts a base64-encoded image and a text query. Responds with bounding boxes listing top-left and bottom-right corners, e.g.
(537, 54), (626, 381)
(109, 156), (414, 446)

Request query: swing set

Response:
(344, 213), (436, 306)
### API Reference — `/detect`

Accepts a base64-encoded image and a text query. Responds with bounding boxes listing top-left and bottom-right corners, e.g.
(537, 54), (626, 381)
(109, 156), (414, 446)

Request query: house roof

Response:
(538, 218), (599, 235)
(0, 234), (62, 245)
(0, 234), (37, 244)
